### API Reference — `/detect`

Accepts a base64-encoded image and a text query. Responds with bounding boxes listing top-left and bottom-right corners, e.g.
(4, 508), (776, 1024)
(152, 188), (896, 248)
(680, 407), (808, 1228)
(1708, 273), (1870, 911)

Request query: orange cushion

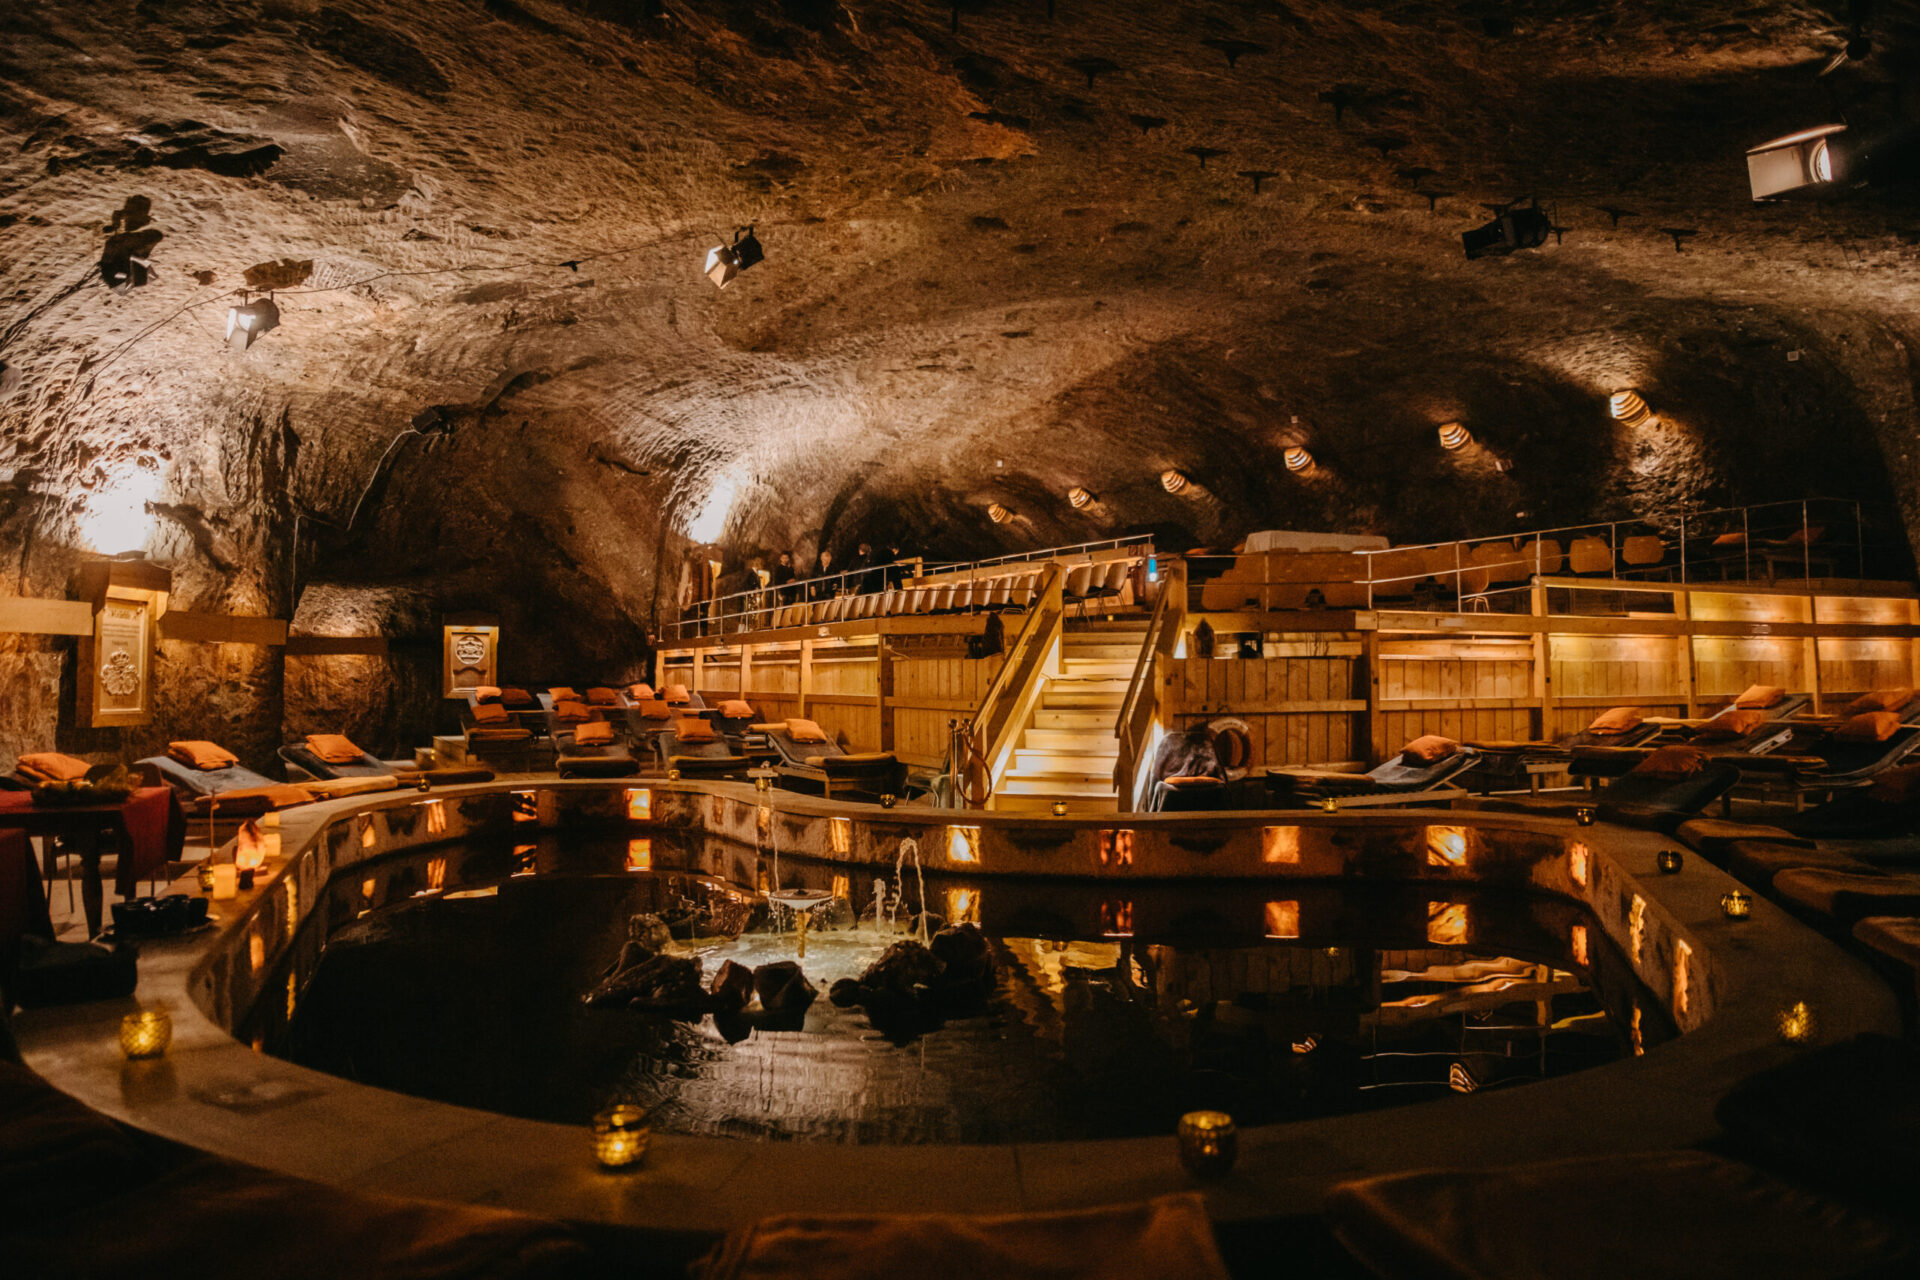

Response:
(500, 687), (534, 707)
(1632, 745), (1707, 780)
(1401, 735), (1457, 765)
(1696, 709), (1767, 741)
(628, 682), (656, 701)
(472, 702), (510, 724)
(587, 687), (621, 706)
(547, 686), (580, 703)
(1734, 684), (1784, 710)
(19, 751), (95, 782)
(674, 717), (719, 743)
(1164, 775), (1225, 787)
(1837, 711), (1902, 744)
(786, 718), (830, 744)
(304, 734), (363, 765)
(664, 684), (692, 704)
(1586, 707), (1644, 736)
(1848, 688), (1914, 714)
(167, 741), (236, 771)
(554, 700), (592, 725)
(472, 685), (502, 702)
(572, 721), (615, 746)
(1869, 764), (1920, 806)
(635, 699), (672, 721)
(720, 699), (754, 720)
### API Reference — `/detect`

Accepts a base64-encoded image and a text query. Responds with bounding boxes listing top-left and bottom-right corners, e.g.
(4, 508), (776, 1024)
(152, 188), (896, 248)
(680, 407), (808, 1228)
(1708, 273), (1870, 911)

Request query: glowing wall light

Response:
(945, 887), (981, 926)
(1437, 421), (1472, 451)
(361, 875), (377, 902)
(1264, 900), (1300, 939)
(1568, 842), (1589, 889)
(249, 931), (266, 974)
(1067, 486), (1095, 509)
(1098, 829), (1135, 868)
(829, 817), (853, 854)
(1570, 923), (1590, 967)
(1425, 825), (1469, 868)
(75, 460), (161, 554)
(625, 788), (652, 820)
(1672, 938), (1692, 1019)
(831, 873), (850, 900)
(512, 791), (539, 822)
(1160, 469), (1189, 494)
(1283, 446), (1315, 474)
(1631, 1004), (1645, 1056)
(1629, 894), (1647, 965)
(1261, 826), (1301, 864)
(626, 838), (652, 871)
(359, 815), (377, 849)
(422, 798), (447, 836)
(511, 843), (538, 876)
(1609, 389), (1658, 428)
(947, 825), (980, 863)
(986, 502), (1013, 524)
(1427, 901), (1469, 945)
(1100, 899), (1134, 937)
(284, 881), (298, 934)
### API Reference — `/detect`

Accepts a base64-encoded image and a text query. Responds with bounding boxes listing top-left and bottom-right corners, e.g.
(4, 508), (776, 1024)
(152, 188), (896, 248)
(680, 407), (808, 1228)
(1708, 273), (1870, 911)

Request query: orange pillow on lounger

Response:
(721, 699), (754, 720)
(554, 700), (592, 725)
(501, 687), (534, 707)
(635, 699), (672, 721)
(587, 687), (621, 706)
(472, 702), (510, 724)
(1631, 745), (1707, 780)
(1837, 711), (1902, 743)
(1848, 688), (1914, 714)
(1734, 684), (1784, 710)
(786, 718), (830, 744)
(1401, 735), (1457, 765)
(547, 686), (580, 703)
(1586, 707), (1644, 736)
(168, 741), (237, 771)
(674, 717), (718, 743)
(473, 685), (502, 703)
(664, 684), (692, 704)
(1696, 709), (1767, 741)
(18, 751), (93, 782)
(305, 734), (364, 764)
(628, 682), (656, 702)
(572, 721), (616, 746)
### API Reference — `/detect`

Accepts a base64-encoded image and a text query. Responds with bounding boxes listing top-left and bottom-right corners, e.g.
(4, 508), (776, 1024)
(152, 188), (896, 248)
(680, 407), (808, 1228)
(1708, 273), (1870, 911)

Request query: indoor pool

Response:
(270, 832), (1647, 1144)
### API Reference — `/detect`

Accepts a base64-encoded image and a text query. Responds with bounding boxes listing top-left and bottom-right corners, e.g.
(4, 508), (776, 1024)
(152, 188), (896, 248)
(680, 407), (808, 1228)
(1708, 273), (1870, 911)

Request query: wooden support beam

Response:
(877, 639), (895, 752)
(284, 636), (388, 656)
(798, 640), (813, 717)
(1530, 580), (1552, 740)
(0, 596), (91, 636)
(159, 611), (289, 646)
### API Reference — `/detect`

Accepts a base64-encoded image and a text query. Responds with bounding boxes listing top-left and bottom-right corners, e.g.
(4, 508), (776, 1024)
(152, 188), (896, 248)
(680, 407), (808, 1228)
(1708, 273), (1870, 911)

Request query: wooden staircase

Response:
(992, 620), (1150, 813)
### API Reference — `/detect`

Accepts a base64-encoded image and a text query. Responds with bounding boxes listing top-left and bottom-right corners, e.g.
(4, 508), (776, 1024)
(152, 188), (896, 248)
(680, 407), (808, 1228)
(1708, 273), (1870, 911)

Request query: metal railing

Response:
(919, 533), (1154, 577)
(961, 563), (1065, 808)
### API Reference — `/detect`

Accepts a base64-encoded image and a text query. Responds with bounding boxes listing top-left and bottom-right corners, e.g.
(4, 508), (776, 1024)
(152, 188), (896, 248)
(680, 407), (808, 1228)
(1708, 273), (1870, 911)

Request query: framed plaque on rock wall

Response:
(73, 557), (171, 729)
(442, 618), (499, 698)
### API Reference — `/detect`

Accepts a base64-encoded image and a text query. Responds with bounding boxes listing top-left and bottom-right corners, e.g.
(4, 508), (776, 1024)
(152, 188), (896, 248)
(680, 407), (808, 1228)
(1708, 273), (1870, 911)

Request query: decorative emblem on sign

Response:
(452, 633), (488, 666)
(101, 648), (139, 696)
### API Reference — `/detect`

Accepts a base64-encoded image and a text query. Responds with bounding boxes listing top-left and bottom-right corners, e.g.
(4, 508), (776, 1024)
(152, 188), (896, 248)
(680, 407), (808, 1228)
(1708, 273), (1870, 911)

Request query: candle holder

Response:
(592, 1105), (651, 1169)
(1318, 796), (1339, 813)
(753, 770), (773, 793)
(1051, 799), (1068, 817)
(1776, 1000), (1816, 1045)
(210, 864), (238, 900)
(1721, 889), (1752, 920)
(197, 861), (216, 893)
(119, 1009), (172, 1060)
(1176, 1110), (1237, 1178)
(1575, 806), (1596, 826)
(415, 775), (433, 792)
(1656, 849), (1683, 875)
(667, 769), (681, 782)
(880, 794), (897, 809)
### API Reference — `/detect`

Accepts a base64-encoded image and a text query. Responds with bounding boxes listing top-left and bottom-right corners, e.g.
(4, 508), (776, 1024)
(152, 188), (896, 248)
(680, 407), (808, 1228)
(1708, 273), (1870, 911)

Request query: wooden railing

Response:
(1114, 559), (1187, 808)
(964, 563), (1064, 808)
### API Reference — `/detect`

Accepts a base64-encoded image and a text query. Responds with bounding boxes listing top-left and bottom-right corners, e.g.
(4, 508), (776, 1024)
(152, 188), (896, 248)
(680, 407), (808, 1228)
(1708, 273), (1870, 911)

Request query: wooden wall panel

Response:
(1691, 637), (1804, 700)
(1167, 655), (1360, 769)
(1817, 639), (1914, 699)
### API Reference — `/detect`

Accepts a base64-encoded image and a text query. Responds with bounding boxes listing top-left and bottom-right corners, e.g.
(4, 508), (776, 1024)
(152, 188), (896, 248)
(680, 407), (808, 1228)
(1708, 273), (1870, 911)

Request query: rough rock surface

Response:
(4, 2), (1920, 766)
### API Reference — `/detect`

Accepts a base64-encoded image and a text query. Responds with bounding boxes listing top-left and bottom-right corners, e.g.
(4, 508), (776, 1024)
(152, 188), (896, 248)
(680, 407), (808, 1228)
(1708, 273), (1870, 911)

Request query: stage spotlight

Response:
(1610, 390), (1658, 428)
(1747, 126), (1845, 200)
(703, 225), (764, 289)
(1284, 447), (1315, 473)
(225, 295), (280, 350)
(1437, 421), (1472, 451)
(1462, 197), (1551, 259)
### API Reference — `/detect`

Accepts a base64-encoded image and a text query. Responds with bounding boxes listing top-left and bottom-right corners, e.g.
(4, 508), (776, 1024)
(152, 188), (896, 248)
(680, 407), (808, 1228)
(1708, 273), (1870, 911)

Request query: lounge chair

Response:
(761, 719), (906, 799)
(654, 719), (749, 780)
(1468, 707), (1666, 791)
(1732, 715), (1920, 804)
(1568, 713), (1797, 781)
(278, 741), (391, 781)
(454, 692), (538, 769)
(553, 722), (640, 779)
(135, 751), (280, 806)
(1594, 760), (1742, 832)
(1264, 737), (1484, 809)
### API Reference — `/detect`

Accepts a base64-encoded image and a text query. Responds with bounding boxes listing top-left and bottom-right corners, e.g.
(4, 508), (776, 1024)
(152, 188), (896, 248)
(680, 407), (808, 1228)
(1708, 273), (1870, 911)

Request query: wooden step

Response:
(1061, 658), (1136, 678)
(1021, 728), (1116, 752)
(1060, 641), (1143, 660)
(1042, 688), (1127, 709)
(1011, 748), (1117, 775)
(1033, 709), (1111, 730)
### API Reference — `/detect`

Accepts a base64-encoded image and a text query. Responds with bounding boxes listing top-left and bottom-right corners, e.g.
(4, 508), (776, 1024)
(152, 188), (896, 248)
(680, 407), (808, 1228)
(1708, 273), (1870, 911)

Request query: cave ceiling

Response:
(4, 0), (1920, 631)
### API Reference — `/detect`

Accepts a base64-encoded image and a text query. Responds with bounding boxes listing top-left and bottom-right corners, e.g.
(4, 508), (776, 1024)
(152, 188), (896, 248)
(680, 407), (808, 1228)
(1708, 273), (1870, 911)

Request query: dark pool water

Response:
(273, 834), (1642, 1144)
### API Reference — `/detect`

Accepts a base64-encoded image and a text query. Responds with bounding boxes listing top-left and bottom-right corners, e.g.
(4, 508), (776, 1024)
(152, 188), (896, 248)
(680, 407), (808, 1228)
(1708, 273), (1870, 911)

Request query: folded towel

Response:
(472, 702), (510, 725)
(587, 687), (622, 706)
(1400, 734), (1457, 765)
(664, 684), (693, 704)
(18, 751), (95, 782)
(572, 721), (616, 746)
(786, 717), (830, 744)
(554, 700), (592, 725)
(473, 685), (503, 702)
(1633, 745), (1707, 780)
(547, 686), (580, 703)
(1837, 711), (1902, 743)
(1586, 706), (1644, 735)
(628, 682), (656, 701)
(1734, 683), (1785, 710)
(168, 740), (238, 771)
(675, 717), (719, 743)
(501, 687), (534, 707)
(721, 699), (755, 720)
(635, 700), (672, 720)
(1849, 687), (1915, 714)
(304, 734), (364, 765)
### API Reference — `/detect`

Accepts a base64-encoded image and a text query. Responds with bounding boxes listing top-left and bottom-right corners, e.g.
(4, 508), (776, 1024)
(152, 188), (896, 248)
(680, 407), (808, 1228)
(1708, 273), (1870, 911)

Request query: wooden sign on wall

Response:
(73, 557), (171, 729)
(442, 619), (499, 697)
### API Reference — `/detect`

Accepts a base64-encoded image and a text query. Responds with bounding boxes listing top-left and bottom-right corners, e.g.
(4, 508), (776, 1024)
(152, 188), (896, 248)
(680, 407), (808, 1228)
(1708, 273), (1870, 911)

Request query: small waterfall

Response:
(895, 837), (928, 945)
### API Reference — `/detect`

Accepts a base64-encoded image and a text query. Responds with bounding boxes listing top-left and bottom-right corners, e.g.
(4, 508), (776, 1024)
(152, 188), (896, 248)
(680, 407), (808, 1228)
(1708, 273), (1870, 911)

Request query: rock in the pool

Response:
(628, 912), (673, 952)
(587, 953), (704, 1012)
(930, 923), (994, 998)
(753, 960), (818, 1013)
(710, 959), (755, 1010)
(855, 940), (946, 1003)
(829, 977), (862, 1007)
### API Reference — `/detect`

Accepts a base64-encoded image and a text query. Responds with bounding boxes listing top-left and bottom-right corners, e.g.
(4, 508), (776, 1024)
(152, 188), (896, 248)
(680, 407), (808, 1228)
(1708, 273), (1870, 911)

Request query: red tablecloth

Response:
(0, 786), (186, 896)
(0, 828), (52, 953)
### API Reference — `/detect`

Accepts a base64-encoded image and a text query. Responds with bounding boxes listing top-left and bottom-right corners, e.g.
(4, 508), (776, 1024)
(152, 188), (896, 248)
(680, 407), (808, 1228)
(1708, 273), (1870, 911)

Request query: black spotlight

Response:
(1462, 197), (1551, 259)
(703, 225), (764, 289)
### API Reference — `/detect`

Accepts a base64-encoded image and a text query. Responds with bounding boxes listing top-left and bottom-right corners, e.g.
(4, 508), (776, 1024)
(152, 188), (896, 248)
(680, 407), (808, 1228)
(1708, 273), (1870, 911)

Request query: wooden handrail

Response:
(1114, 560), (1187, 809)
(965, 563), (1065, 808)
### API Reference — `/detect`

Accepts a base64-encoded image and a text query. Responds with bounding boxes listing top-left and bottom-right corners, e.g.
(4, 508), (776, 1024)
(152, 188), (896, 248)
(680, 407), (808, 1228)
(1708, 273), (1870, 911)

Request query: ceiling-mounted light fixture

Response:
(1610, 390), (1658, 428)
(1284, 447), (1315, 473)
(1160, 469), (1189, 494)
(703, 225), (765, 289)
(987, 502), (1013, 524)
(1437, 421), (1472, 451)
(1067, 486), (1095, 509)
(1747, 125), (1846, 200)
(225, 292), (280, 351)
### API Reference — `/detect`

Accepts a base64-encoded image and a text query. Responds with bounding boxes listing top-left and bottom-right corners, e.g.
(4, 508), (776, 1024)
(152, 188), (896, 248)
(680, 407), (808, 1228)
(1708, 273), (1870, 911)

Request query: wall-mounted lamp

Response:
(1160, 469), (1189, 494)
(1067, 486), (1095, 509)
(1437, 421), (1472, 451)
(226, 293), (280, 351)
(1610, 390), (1658, 428)
(986, 502), (1013, 524)
(1284, 447), (1315, 474)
